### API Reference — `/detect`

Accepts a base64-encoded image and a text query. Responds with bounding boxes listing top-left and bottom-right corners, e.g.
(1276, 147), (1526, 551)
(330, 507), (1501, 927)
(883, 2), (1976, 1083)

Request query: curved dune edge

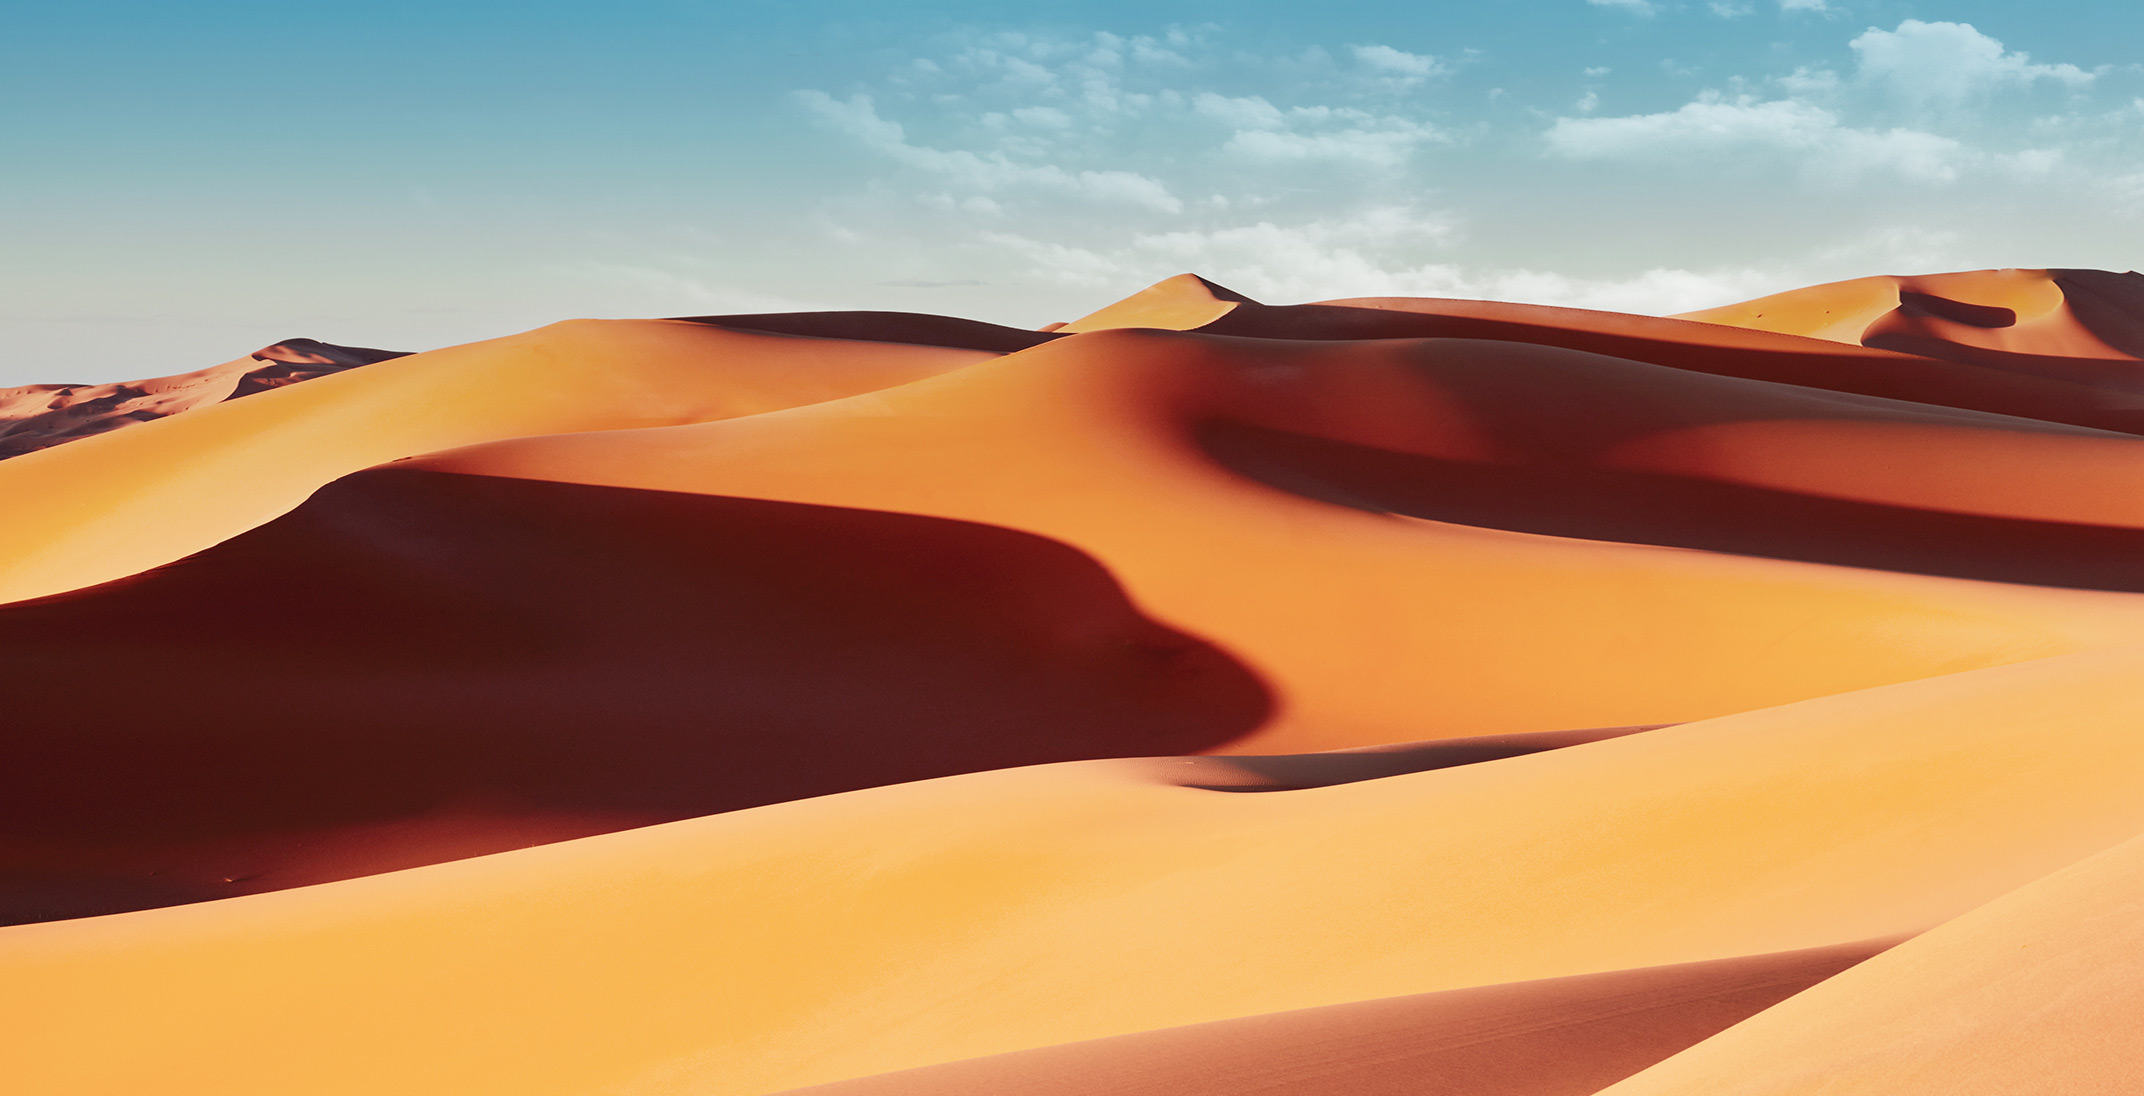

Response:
(1059, 272), (1254, 332)
(1675, 268), (2144, 369)
(0, 320), (994, 605)
(1197, 279), (2144, 434)
(768, 938), (1899, 1096)
(0, 473), (1270, 922)
(3, 270), (2142, 1096)
(407, 329), (2144, 749)
(1599, 828), (2144, 1096)
(9, 644), (2144, 1093)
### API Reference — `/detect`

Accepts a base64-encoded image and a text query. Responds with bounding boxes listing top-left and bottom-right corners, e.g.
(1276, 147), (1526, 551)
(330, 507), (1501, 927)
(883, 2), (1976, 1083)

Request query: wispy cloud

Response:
(1851, 20), (2096, 106)
(1546, 20), (2114, 190)
(798, 91), (1184, 212)
(1547, 95), (1966, 185)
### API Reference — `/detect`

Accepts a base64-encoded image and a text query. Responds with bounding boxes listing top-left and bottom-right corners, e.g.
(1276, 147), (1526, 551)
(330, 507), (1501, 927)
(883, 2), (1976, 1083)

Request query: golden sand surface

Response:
(3, 270), (2143, 1094)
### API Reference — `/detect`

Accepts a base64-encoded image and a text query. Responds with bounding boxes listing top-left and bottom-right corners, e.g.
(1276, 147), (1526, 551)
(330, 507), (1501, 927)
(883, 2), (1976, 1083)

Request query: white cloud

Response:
(1709, 2), (1755, 17)
(797, 91), (1183, 212)
(1851, 20), (2095, 105)
(1349, 44), (1445, 78)
(1588, 0), (1657, 15)
(561, 263), (828, 315)
(1192, 92), (1288, 130)
(1996, 147), (2065, 177)
(1010, 106), (1074, 129)
(1193, 92), (1443, 166)
(1779, 0), (1829, 12)
(1547, 94), (1965, 183)
(1776, 66), (1840, 95)
(986, 210), (1779, 314)
(1222, 126), (1440, 167)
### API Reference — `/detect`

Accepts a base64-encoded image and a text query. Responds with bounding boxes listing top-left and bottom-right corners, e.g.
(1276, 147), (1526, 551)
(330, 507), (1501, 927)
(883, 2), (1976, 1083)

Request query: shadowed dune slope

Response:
(771, 939), (1896, 1096)
(674, 309), (1063, 353)
(0, 470), (1268, 922)
(9, 644), (2144, 1094)
(0, 320), (993, 605)
(1602, 828), (2144, 1096)
(407, 328), (2144, 752)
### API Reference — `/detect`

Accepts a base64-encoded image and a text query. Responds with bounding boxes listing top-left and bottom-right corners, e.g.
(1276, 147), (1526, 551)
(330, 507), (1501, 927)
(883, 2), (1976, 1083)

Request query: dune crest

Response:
(1677, 268), (2144, 371)
(1059, 273), (1256, 332)
(3, 268), (2142, 1095)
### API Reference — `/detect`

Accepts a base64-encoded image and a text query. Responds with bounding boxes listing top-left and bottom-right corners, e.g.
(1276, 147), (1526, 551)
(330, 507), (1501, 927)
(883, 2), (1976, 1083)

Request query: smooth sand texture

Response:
(4, 270), (2143, 1095)
(0, 320), (991, 604)
(1058, 272), (1253, 332)
(1208, 286), (2144, 434)
(1678, 268), (2144, 372)
(768, 939), (1898, 1096)
(11, 645), (2144, 1094)
(407, 327), (2144, 752)
(1600, 830), (2144, 1096)
(23, 315), (2144, 916)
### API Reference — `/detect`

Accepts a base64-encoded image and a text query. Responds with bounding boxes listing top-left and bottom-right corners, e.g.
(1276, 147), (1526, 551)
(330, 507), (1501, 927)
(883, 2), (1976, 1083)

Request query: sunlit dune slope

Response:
(9, 644), (2144, 1094)
(1602, 828), (2144, 1096)
(771, 939), (1896, 1096)
(1059, 272), (1254, 332)
(1678, 268), (2144, 371)
(24, 314), (2144, 918)
(0, 320), (992, 605)
(408, 327), (2144, 751)
(6, 269), (2144, 1096)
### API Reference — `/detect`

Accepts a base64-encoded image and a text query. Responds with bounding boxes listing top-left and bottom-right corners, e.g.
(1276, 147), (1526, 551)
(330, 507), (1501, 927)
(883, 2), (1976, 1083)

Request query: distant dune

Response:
(0, 337), (407, 459)
(3, 269), (2143, 1094)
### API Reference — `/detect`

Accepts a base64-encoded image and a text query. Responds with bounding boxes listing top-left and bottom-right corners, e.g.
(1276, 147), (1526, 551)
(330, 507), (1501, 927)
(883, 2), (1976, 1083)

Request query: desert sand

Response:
(3, 268), (2143, 1094)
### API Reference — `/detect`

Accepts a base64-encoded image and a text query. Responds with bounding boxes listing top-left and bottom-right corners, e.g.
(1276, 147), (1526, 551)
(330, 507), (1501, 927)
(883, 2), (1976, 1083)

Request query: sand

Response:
(0, 337), (406, 459)
(3, 269), (2143, 1095)
(770, 940), (1899, 1096)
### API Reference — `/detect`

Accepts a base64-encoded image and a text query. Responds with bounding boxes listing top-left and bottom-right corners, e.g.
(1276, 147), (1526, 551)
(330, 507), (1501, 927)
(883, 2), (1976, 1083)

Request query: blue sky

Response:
(4, 0), (2141, 382)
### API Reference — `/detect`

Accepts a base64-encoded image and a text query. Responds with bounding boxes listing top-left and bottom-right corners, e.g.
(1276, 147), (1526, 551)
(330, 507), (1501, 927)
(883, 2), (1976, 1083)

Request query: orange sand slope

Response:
(3, 269), (2144, 1095)
(771, 939), (1897, 1096)
(0, 319), (998, 604)
(1678, 268), (2144, 361)
(11, 647), (2144, 1094)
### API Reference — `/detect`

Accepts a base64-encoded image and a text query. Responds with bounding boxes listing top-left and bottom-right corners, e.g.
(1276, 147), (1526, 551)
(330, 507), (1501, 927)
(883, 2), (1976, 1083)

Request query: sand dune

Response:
(404, 325), (2144, 752)
(0, 337), (405, 459)
(0, 320), (993, 604)
(1601, 829), (2144, 1096)
(1679, 268), (2144, 360)
(770, 939), (1897, 1096)
(10, 643), (2144, 1093)
(3, 270), (2142, 1095)
(17, 311), (2144, 915)
(1074, 271), (2144, 433)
